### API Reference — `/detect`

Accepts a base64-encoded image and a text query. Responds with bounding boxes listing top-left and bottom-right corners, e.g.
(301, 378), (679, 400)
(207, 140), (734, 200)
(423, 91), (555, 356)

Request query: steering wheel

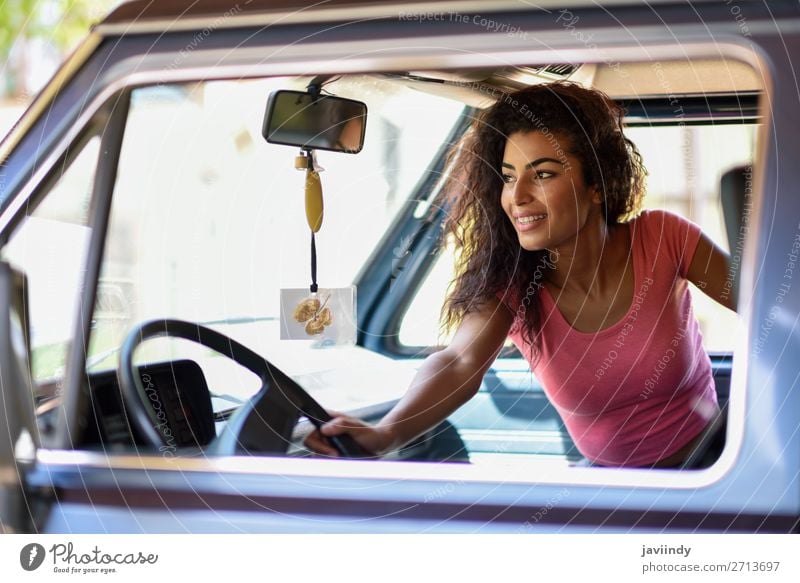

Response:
(117, 318), (373, 458)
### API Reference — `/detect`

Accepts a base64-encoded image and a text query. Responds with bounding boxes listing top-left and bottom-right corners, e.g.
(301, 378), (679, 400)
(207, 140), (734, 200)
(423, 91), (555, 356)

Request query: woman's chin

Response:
(516, 232), (550, 252)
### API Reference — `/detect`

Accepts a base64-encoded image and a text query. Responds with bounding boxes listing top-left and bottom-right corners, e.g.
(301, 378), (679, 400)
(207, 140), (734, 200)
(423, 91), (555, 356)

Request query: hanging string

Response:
(310, 231), (318, 293)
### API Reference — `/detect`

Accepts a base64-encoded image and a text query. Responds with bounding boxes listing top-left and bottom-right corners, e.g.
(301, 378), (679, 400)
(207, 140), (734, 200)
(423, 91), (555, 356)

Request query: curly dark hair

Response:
(439, 81), (646, 363)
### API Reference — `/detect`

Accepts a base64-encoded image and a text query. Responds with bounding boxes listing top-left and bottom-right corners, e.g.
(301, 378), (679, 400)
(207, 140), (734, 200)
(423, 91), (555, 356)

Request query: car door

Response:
(1, 1), (799, 533)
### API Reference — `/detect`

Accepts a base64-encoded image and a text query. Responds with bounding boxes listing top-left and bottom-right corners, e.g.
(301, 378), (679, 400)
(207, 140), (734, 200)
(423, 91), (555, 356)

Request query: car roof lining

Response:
(384, 58), (763, 107)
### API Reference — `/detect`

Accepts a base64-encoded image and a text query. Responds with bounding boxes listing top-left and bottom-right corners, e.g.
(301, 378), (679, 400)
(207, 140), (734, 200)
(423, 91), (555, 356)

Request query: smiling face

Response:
(500, 131), (604, 252)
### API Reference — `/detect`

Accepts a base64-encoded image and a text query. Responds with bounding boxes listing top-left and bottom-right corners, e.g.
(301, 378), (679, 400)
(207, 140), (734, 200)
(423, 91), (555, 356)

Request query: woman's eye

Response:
(502, 174), (515, 184)
(534, 170), (554, 180)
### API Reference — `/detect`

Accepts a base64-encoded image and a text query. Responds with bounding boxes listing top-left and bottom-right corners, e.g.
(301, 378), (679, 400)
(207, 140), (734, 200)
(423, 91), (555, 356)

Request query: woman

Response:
(305, 81), (736, 468)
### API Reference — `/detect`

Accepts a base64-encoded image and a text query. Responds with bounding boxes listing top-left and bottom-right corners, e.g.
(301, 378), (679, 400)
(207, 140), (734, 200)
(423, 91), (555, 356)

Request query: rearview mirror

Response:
(262, 90), (367, 153)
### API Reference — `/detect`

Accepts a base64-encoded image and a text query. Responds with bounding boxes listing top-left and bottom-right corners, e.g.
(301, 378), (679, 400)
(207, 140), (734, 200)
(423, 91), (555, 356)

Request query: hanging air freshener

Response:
(279, 149), (357, 345)
(295, 149), (329, 336)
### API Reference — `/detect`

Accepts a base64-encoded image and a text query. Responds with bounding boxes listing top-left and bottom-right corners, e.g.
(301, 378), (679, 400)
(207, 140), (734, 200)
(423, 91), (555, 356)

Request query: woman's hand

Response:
(303, 411), (395, 457)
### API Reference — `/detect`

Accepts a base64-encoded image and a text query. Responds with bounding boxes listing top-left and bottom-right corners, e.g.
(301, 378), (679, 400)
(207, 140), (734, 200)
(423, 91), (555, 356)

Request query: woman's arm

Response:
(686, 231), (738, 312)
(304, 297), (514, 456)
(375, 297), (515, 451)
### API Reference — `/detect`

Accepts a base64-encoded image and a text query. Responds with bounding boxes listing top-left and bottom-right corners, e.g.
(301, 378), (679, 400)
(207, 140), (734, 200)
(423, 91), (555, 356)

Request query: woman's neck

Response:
(545, 215), (623, 296)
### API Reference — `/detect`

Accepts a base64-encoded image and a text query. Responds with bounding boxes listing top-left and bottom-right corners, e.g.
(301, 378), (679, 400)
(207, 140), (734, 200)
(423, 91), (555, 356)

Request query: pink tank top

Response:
(498, 209), (719, 467)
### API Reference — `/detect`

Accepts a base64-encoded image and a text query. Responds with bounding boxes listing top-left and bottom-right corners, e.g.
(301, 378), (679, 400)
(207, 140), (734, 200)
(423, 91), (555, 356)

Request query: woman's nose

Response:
(512, 178), (533, 204)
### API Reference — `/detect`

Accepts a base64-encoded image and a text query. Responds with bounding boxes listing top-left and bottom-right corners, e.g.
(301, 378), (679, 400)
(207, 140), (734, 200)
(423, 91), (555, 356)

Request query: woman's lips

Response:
(515, 213), (547, 232)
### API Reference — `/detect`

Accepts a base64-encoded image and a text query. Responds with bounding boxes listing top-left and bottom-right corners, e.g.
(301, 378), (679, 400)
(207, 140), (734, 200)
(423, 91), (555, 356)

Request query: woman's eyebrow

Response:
(501, 157), (564, 170)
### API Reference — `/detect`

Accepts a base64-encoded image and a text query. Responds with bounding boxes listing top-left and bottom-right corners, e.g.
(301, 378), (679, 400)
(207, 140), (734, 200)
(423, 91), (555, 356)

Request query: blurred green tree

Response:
(0, 0), (114, 98)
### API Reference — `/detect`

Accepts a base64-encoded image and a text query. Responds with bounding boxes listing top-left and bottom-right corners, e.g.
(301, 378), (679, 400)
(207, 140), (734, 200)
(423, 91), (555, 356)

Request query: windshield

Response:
(82, 75), (464, 404)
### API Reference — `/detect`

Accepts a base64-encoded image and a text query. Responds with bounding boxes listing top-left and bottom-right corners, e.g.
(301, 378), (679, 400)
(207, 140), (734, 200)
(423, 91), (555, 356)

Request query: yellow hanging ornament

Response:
(293, 149), (334, 337)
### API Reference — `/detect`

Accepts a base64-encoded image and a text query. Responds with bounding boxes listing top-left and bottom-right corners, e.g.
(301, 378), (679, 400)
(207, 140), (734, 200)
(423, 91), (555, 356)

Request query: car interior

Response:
(12, 54), (759, 469)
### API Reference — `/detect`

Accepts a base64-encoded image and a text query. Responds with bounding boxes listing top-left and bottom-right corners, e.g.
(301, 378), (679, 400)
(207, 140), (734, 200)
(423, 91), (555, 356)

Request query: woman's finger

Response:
(303, 430), (339, 457)
(320, 415), (363, 436)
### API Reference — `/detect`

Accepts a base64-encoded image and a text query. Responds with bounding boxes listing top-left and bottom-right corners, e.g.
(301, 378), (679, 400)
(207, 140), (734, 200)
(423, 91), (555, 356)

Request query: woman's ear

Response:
(590, 185), (603, 205)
